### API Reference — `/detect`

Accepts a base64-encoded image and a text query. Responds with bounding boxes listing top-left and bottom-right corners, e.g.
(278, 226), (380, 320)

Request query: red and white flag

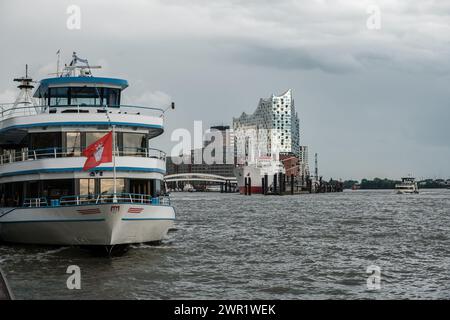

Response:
(82, 131), (113, 171)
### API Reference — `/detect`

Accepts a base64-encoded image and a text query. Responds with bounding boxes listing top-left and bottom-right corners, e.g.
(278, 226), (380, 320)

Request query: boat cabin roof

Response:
(34, 76), (129, 97)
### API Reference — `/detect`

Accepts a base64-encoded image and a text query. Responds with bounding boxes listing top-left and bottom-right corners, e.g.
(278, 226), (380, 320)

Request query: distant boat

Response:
(352, 184), (361, 190)
(183, 184), (196, 192)
(395, 177), (419, 194)
(205, 185), (221, 192)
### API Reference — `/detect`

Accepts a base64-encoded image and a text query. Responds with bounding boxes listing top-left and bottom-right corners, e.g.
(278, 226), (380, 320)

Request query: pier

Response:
(256, 173), (343, 196)
(0, 267), (13, 300)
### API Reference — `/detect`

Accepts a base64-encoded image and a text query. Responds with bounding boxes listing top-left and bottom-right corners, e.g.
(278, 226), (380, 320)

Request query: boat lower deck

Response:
(0, 201), (175, 246)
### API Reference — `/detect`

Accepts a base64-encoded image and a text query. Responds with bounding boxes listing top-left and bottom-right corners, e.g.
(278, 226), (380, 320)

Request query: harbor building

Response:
(233, 89), (300, 165)
(299, 145), (310, 178)
(166, 125), (236, 188)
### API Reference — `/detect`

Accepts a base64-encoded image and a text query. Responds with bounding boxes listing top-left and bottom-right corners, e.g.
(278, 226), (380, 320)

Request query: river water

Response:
(1, 189), (449, 299)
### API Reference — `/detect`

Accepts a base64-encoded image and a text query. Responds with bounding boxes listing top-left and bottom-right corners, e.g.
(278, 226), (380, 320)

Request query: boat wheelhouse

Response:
(0, 53), (175, 247)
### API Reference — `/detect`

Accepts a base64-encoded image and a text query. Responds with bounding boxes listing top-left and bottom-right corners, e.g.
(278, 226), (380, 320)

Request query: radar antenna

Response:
(53, 52), (101, 77)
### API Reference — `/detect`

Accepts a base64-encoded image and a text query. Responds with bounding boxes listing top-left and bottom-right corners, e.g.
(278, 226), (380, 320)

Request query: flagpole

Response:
(112, 125), (117, 203)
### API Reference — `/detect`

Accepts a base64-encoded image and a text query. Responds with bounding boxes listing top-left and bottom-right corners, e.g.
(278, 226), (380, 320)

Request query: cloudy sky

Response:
(0, 0), (449, 179)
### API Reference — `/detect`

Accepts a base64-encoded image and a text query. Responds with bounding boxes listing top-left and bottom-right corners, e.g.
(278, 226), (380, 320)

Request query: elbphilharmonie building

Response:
(233, 89), (300, 164)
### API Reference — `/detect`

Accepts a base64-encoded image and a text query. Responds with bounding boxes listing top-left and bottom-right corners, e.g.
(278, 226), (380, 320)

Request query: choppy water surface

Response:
(1, 190), (449, 299)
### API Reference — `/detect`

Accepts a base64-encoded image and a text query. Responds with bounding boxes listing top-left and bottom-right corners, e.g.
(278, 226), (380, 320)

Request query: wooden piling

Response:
(261, 177), (265, 195)
(248, 177), (252, 196)
(278, 173), (283, 195)
(291, 174), (294, 195)
(264, 174), (268, 195)
(273, 174), (277, 195)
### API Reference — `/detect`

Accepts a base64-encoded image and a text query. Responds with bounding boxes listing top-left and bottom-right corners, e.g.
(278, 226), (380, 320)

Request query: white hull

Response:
(0, 203), (175, 246)
(396, 189), (419, 194)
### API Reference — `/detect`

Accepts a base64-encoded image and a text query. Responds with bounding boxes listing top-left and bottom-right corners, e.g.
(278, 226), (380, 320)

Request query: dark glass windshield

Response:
(47, 87), (121, 107)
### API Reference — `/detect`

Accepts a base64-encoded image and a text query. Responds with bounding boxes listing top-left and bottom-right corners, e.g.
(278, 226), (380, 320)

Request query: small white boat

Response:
(395, 177), (419, 194)
(205, 185), (221, 192)
(183, 183), (196, 192)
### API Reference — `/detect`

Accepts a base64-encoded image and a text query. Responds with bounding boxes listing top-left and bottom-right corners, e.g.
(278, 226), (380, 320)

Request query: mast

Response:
(56, 49), (61, 77)
(12, 65), (36, 115)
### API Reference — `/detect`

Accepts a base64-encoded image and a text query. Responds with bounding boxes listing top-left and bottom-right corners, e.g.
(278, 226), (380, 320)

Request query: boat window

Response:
(100, 179), (125, 195)
(104, 88), (120, 107)
(66, 132), (81, 156)
(85, 132), (107, 148)
(84, 132), (118, 149)
(70, 87), (102, 106)
(49, 88), (69, 106)
(129, 179), (150, 195)
(29, 132), (62, 152)
(41, 179), (74, 199)
(122, 133), (146, 156)
(79, 179), (96, 196)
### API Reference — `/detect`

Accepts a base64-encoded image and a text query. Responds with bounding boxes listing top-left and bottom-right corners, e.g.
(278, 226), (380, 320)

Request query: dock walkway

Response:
(0, 267), (13, 300)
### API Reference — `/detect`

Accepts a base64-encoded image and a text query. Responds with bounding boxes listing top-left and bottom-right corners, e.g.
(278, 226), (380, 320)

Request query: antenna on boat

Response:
(56, 49), (61, 77)
(49, 52), (102, 77)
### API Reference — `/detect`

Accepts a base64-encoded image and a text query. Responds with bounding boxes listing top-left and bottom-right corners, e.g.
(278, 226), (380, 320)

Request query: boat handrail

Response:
(22, 197), (49, 208)
(0, 104), (165, 120)
(0, 146), (166, 165)
(55, 193), (171, 206)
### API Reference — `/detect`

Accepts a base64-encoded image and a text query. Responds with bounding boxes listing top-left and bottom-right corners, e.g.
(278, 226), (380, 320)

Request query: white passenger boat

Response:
(0, 53), (175, 248)
(395, 177), (419, 194)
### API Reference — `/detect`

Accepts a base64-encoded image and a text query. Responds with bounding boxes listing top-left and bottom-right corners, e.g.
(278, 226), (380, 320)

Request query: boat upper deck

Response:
(1, 55), (168, 139)
(0, 105), (165, 146)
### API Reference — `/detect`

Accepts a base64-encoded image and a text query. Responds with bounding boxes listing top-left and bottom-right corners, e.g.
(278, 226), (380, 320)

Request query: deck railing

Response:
(22, 197), (49, 208)
(23, 193), (170, 208)
(0, 104), (165, 120)
(0, 147), (166, 166)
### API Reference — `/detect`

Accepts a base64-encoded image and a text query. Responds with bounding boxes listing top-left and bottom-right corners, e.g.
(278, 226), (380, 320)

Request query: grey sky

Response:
(0, 0), (449, 180)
